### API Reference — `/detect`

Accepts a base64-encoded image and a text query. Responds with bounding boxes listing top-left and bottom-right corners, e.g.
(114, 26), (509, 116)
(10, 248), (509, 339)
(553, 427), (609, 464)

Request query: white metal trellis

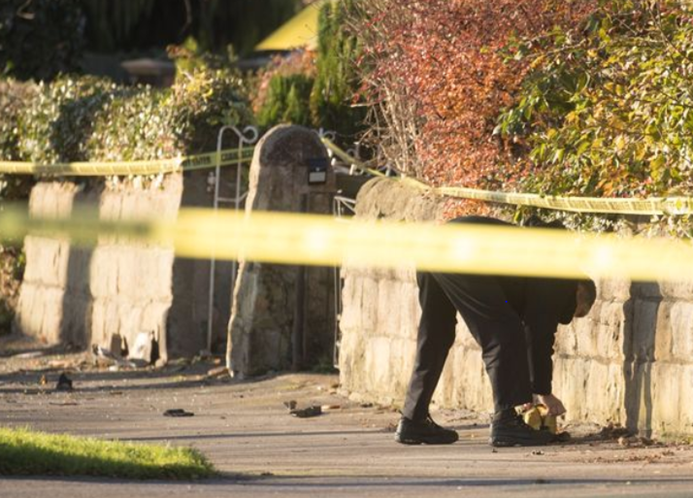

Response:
(206, 125), (259, 353)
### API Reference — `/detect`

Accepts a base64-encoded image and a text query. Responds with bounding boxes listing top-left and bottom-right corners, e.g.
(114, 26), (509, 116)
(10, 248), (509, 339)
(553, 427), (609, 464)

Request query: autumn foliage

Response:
(355, 0), (596, 188)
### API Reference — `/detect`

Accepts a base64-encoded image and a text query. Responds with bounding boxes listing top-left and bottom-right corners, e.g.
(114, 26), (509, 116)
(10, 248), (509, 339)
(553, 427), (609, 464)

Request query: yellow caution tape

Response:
(320, 138), (693, 216)
(432, 185), (693, 216)
(2, 205), (693, 282)
(0, 147), (255, 176)
(321, 138), (386, 178)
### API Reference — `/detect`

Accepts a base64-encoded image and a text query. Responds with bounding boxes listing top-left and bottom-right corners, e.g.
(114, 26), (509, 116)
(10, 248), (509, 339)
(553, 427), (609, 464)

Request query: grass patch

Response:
(0, 427), (216, 479)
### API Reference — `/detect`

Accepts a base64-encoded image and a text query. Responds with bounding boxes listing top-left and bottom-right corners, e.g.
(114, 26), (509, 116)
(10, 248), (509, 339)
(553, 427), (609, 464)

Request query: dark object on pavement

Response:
(490, 412), (554, 447)
(163, 408), (194, 417)
(598, 422), (631, 440)
(290, 405), (322, 418)
(553, 431), (572, 443)
(55, 373), (73, 392)
(283, 400), (322, 418)
(395, 415), (459, 445)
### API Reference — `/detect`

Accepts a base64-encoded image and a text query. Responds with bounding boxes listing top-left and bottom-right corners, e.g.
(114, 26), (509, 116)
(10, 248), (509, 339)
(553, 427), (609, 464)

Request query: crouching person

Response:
(395, 216), (597, 447)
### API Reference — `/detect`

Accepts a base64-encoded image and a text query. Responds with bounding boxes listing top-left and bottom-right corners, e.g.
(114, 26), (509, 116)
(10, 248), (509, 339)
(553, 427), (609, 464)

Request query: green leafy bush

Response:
(310, 0), (366, 137)
(257, 73), (315, 128)
(5, 68), (254, 166)
(0, 80), (37, 201)
(0, 80), (36, 161)
(87, 86), (172, 162)
(0, 246), (23, 335)
(17, 77), (114, 164)
(166, 68), (255, 152)
(498, 0), (693, 200)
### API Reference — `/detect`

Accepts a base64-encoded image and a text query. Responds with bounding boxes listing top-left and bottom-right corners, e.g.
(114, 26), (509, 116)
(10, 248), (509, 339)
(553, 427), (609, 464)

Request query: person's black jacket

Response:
(449, 215), (578, 395)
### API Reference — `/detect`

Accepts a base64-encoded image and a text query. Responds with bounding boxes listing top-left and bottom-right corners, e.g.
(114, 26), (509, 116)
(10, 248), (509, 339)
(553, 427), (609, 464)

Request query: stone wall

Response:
(339, 177), (693, 437)
(12, 137), (276, 360)
(16, 177), (182, 359)
(15, 125), (338, 367)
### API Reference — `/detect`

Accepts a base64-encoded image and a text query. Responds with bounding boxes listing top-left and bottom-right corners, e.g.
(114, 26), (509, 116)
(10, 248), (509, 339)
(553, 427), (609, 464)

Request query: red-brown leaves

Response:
(358, 0), (597, 191)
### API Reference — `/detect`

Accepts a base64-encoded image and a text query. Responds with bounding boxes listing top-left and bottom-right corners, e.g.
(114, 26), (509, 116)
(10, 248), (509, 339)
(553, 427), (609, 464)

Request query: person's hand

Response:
(520, 401), (533, 412)
(533, 393), (566, 417)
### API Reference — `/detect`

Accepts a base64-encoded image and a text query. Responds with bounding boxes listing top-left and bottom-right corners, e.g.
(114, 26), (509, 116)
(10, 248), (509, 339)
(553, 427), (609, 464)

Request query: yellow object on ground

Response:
(522, 405), (558, 434)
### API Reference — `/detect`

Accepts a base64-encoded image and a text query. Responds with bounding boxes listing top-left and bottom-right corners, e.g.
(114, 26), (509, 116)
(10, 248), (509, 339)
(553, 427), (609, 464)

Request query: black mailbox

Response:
(307, 157), (329, 185)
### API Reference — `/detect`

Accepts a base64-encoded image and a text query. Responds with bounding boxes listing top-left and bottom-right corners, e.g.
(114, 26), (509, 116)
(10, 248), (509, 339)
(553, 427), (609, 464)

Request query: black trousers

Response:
(402, 271), (533, 421)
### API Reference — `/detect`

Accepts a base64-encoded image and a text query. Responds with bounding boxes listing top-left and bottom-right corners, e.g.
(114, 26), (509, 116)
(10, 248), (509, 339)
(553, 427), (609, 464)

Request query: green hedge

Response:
(0, 80), (36, 201)
(0, 80), (36, 162)
(257, 73), (315, 128)
(498, 0), (693, 202)
(1, 68), (254, 168)
(309, 0), (366, 138)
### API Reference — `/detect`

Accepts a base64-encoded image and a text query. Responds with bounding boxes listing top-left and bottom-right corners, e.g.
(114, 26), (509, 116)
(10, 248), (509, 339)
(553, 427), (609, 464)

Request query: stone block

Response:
(154, 249), (175, 298)
(58, 294), (92, 346)
(15, 283), (38, 336)
(140, 300), (171, 353)
(631, 300), (659, 361)
(89, 247), (118, 297)
(363, 335), (392, 388)
(359, 276), (379, 332)
(659, 279), (693, 300)
(437, 342), (492, 413)
(553, 357), (625, 426)
(339, 277), (363, 333)
(629, 281), (663, 300)
(554, 322), (578, 356)
(63, 247), (92, 294)
(653, 300), (693, 362)
(41, 287), (66, 342)
(376, 279), (403, 337)
(16, 177), (185, 358)
(19, 285), (65, 344)
(597, 277), (631, 302)
(29, 182), (75, 218)
(571, 301), (627, 360)
(118, 302), (145, 348)
(115, 248), (135, 296)
(101, 300), (120, 342)
(649, 362), (682, 436)
(389, 337), (416, 389)
(22, 236), (70, 287)
(99, 192), (120, 220)
(90, 299), (108, 346)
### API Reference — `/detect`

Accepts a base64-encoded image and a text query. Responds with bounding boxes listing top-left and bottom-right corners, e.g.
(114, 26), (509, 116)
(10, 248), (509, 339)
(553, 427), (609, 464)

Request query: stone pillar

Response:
(226, 125), (336, 378)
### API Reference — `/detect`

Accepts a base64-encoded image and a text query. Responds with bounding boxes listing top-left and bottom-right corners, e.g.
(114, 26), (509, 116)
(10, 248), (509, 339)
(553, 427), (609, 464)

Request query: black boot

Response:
(395, 415), (459, 445)
(490, 410), (553, 447)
